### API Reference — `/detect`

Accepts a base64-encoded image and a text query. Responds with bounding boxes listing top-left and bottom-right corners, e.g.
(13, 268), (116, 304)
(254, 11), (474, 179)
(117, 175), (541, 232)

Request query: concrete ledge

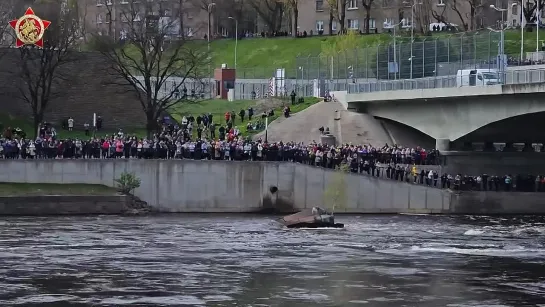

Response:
(0, 195), (128, 215)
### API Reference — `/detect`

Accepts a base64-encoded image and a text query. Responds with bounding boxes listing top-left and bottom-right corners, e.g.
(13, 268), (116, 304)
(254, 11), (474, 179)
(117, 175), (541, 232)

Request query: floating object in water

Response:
(280, 207), (344, 229)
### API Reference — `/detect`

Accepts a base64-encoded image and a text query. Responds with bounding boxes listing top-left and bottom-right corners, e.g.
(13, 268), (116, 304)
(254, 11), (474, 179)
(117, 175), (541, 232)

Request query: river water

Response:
(0, 215), (544, 307)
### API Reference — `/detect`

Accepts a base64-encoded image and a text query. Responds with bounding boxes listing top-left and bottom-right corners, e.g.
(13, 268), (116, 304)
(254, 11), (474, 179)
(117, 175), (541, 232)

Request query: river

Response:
(0, 214), (544, 306)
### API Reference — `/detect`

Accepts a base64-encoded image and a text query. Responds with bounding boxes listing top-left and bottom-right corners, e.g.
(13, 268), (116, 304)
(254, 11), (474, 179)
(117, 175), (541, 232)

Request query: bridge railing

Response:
(348, 67), (545, 94)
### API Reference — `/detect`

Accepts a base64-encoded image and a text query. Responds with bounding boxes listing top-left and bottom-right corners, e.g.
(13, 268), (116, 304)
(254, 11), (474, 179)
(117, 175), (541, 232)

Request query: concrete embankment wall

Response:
(0, 160), (449, 214)
(449, 191), (545, 215)
(1, 160), (544, 214)
(0, 195), (128, 215)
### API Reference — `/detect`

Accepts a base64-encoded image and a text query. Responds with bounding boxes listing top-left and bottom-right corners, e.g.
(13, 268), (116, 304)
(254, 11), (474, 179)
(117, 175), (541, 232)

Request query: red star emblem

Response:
(9, 7), (51, 48)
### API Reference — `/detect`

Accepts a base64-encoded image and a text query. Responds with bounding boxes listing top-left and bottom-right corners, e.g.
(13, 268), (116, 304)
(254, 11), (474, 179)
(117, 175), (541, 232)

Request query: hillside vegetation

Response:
(209, 29), (545, 79)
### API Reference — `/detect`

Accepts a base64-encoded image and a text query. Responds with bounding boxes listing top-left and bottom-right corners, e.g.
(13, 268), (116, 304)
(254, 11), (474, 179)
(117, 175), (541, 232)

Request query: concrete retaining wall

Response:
(0, 195), (128, 215)
(449, 191), (545, 215)
(2, 160), (543, 214)
(0, 160), (450, 213)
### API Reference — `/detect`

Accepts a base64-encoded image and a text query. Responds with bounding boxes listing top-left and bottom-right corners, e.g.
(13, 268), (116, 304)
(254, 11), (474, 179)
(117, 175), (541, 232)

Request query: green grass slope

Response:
(208, 29), (545, 78)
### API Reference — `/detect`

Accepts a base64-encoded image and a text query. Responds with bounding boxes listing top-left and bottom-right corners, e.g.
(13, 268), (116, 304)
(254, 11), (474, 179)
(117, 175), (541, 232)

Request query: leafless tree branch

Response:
(90, 0), (210, 136)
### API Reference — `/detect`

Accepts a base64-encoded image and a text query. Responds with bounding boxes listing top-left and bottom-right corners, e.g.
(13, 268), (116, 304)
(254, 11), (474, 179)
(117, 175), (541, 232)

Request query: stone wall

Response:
(0, 160), (449, 213)
(1, 160), (544, 214)
(449, 191), (545, 215)
(0, 195), (129, 215)
(0, 49), (146, 130)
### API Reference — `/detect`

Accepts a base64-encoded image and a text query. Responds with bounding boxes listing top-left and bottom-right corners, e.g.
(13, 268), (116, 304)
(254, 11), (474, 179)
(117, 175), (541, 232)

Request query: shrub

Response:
(115, 172), (141, 195)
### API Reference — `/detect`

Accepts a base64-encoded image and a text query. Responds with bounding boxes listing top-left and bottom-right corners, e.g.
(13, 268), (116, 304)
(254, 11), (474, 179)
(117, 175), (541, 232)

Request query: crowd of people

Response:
(372, 162), (541, 192)
(2, 113), (539, 193)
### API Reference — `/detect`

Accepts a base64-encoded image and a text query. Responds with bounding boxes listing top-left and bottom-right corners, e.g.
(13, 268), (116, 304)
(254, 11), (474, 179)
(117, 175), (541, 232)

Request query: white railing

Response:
(349, 67), (545, 94)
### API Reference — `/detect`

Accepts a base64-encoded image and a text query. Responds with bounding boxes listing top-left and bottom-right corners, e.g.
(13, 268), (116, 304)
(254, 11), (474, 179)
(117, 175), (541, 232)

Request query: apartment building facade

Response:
(82, 0), (208, 40)
(298, 0), (505, 35)
(508, 0), (545, 28)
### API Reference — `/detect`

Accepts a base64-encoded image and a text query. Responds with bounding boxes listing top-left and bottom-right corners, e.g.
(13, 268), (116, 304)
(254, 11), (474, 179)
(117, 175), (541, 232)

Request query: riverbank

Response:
(0, 165), (544, 214)
(0, 183), (117, 196)
(0, 183), (152, 216)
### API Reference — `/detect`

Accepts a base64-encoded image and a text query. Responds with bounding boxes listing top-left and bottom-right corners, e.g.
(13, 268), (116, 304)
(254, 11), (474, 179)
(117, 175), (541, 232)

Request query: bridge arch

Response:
(363, 94), (545, 142)
(456, 111), (545, 144)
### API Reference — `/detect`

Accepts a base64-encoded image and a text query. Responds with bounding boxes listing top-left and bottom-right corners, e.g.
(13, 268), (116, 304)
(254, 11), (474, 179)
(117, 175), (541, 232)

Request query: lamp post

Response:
(409, 1), (422, 79)
(228, 16), (238, 69)
(207, 3), (216, 52)
(207, 3), (215, 87)
(383, 20), (403, 79)
(490, 4), (507, 80)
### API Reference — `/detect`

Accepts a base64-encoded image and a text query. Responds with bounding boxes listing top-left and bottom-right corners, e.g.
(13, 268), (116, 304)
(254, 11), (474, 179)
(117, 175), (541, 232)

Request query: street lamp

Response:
(228, 16), (238, 70)
(207, 3), (216, 52)
(403, 0), (422, 79)
(207, 3), (216, 87)
(490, 4), (508, 81)
(383, 20), (403, 79)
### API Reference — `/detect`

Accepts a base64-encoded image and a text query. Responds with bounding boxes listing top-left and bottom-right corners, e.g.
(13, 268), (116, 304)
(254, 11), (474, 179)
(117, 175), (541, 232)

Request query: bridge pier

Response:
(435, 139), (450, 151)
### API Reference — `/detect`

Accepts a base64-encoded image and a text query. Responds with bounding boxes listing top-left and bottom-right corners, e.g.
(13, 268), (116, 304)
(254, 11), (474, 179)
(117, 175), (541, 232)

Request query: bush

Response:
(115, 172), (141, 195)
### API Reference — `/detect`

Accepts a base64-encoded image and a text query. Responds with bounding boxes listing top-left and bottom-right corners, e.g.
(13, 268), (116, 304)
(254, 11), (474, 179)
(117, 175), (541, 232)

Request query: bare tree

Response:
(328, 0), (348, 34)
(281, 0), (299, 37)
(12, 0), (82, 137)
(440, 0), (482, 31)
(519, 0), (545, 27)
(325, 0), (336, 35)
(0, 0), (19, 47)
(91, 1), (210, 136)
(361, 0), (374, 34)
(249, 0), (285, 32)
(413, 0), (433, 34)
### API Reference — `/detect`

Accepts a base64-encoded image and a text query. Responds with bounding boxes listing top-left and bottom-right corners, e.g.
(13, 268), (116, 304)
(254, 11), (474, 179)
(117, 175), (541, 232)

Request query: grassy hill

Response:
(209, 29), (545, 79)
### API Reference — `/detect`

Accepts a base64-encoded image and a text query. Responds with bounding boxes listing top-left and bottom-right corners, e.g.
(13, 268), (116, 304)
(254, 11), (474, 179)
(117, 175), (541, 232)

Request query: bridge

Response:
(343, 67), (545, 152)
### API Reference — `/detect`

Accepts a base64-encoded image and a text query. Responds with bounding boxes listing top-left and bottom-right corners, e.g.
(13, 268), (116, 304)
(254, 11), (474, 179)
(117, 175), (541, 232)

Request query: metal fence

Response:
(344, 67), (545, 93)
(143, 31), (545, 99)
(291, 31), (544, 95)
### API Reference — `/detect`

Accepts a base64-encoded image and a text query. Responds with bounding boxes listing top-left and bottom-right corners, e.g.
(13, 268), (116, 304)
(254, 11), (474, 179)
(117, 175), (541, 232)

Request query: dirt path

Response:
(252, 101), (342, 144)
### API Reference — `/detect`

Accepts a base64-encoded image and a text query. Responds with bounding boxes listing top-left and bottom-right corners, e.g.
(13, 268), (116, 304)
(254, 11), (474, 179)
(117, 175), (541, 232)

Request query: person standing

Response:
(68, 117), (74, 132)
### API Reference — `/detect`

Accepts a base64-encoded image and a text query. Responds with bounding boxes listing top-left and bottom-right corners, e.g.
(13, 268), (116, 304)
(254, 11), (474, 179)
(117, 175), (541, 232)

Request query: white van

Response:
(456, 69), (500, 87)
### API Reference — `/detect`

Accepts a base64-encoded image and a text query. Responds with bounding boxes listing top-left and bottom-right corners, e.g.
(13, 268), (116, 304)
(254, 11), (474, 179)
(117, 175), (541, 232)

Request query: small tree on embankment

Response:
(115, 172), (141, 195)
(323, 163), (349, 213)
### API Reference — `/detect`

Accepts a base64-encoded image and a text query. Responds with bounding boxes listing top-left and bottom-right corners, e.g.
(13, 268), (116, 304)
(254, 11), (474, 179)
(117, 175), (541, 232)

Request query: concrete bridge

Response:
(344, 82), (545, 151)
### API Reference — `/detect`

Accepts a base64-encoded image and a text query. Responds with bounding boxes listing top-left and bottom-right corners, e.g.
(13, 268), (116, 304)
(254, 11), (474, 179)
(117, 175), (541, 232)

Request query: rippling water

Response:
(0, 214), (544, 306)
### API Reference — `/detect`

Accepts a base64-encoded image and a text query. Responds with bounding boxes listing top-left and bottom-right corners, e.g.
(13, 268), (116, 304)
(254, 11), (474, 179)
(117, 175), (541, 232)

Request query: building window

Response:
(316, 20), (324, 31)
(347, 19), (359, 29)
(437, 0), (445, 6)
(402, 18), (412, 28)
(186, 27), (194, 37)
(96, 0), (104, 6)
(96, 14), (103, 24)
(541, 9), (545, 18)
(316, 0), (324, 11)
(511, 4), (517, 15)
(384, 17), (394, 27)
(347, 0), (357, 9)
(368, 18), (376, 29)
(332, 21), (337, 31)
